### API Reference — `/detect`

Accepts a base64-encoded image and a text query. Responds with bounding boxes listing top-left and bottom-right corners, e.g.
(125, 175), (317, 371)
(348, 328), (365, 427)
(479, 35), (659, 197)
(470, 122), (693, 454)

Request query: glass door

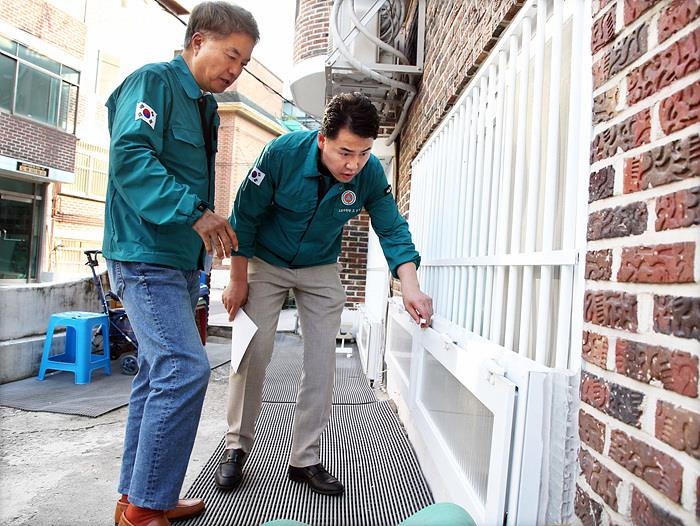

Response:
(0, 182), (42, 281)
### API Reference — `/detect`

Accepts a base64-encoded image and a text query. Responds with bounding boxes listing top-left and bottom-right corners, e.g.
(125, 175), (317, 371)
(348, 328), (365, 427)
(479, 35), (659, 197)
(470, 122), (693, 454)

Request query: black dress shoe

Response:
(288, 463), (345, 495)
(214, 448), (247, 490)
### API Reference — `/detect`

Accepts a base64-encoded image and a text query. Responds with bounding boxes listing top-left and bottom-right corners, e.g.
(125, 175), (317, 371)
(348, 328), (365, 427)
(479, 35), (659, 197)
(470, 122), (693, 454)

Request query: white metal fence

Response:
(410, 0), (590, 370)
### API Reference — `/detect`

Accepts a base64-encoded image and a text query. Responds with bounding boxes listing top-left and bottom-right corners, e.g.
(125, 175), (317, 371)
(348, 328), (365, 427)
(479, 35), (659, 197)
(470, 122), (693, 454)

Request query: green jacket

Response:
(102, 55), (218, 270)
(230, 131), (420, 277)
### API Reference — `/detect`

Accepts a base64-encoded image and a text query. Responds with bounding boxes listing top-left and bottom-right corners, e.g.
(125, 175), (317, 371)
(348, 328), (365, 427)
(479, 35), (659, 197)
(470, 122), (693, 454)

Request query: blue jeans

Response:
(107, 260), (210, 510)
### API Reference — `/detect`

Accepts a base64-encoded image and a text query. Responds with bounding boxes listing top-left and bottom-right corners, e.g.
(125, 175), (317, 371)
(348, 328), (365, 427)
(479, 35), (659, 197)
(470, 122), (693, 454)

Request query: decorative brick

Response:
(617, 242), (695, 283)
(659, 0), (700, 43)
(697, 476), (700, 519)
(580, 448), (622, 509)
(610, 23), (648, 76)
(581, 371), (609, 410)
(583, 330), (609, 368)
(585, 250), (613, 280)
(587, 202), (648, 240)
(656, 186), (700, 231)
(610, 429), (683, 502)
(631, 486), (685, 526)
(656, 400), (700, 459)
(608, 382), (644, 427)
(654, 295), (700, 340)
(616, 339), (699, 397)
(585, 290), (638, 331)
(593, 53), (612, 89)
(593, 88), (619, 125)
(591, 108), (651, 162)
(624, 0), (657, 25)
(624, 134), (700, 193)
(575, 484), (604, 526)
(580, 409), (606, 453)
(589, 165), (615, 202)
(592, 8), (616, 53)
(628, 28), (700, 105)
(660, 80), (700, 134)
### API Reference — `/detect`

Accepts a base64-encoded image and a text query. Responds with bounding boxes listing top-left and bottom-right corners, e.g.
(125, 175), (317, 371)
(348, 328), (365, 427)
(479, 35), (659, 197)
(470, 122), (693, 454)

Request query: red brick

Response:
(656, 186), (700, 231)
(617, 242), (695, 283)
(624, 134), (700, 193)
(608, 382), (645, 427)
(616, 339), (699, 397)
(660, 80), (700, 134)
(580, 371), (609, 410)
(627, 28), (700, 105)
(631, 486), (685, 525)
(587, 202), (648, 240)
(590, 108), (651, 162)
(579, 448), (622, 509)
(610, 429), (683, 502)
(585, 290), (638, 331)
(593, 53), (612, 89)
(656, 400), (700, 460)
(575, 484), (604, 526)
(583, 330), (609, 368)
(580, 409), (606, 453)
(659, 0), (700, 43)
(592, 9), (616, 53)
(654, 295), (700, 340)
(585, 250), (613, 281)
(624, 0), (657, 25)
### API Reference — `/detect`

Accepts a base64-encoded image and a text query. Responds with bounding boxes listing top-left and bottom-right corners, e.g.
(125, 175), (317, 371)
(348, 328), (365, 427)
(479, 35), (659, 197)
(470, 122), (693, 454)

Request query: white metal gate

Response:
(384, 0), (592, 524)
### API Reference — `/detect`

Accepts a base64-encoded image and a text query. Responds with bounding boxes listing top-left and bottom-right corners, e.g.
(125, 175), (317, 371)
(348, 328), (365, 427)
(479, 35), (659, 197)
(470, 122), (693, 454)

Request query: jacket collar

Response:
(171, 54), (203, 100)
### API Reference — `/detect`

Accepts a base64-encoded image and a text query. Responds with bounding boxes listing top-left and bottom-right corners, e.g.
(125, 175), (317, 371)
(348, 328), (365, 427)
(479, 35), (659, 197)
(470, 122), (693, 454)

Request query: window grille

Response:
(410, 0), (590, 369)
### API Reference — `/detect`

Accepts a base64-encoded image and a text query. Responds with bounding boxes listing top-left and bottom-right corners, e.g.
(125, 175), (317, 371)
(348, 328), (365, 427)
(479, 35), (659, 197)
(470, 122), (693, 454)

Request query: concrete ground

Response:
(0, 287), (297, 526)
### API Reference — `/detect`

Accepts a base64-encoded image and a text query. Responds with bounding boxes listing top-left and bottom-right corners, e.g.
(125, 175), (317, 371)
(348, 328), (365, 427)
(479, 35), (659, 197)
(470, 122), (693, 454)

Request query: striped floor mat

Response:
(182, 335), (434, 526)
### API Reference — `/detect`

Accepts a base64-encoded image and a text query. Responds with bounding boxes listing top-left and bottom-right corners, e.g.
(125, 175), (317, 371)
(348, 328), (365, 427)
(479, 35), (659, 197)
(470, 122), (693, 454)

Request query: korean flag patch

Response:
(135, 101), (157, 129)
(248, 167), (266, 186)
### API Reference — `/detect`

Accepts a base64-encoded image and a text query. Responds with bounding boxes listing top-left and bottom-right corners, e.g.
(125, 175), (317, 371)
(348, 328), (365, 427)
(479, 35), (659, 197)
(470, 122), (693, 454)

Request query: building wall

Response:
(577, 1), (700, 525)
(0, 113), (76, 172)
(293, 0), (332, 62)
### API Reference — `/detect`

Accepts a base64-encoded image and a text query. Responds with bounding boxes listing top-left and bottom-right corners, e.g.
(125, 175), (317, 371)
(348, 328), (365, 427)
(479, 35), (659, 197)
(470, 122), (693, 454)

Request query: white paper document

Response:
(230, 309), (258, 374)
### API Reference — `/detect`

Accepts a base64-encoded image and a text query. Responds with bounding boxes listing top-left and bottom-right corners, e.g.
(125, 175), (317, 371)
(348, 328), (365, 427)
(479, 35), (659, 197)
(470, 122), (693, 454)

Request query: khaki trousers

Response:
(225, 257), (346, 467)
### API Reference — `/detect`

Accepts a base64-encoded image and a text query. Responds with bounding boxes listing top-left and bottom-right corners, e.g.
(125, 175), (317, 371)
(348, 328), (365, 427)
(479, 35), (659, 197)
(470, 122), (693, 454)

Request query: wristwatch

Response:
(196, 200), (210, 213)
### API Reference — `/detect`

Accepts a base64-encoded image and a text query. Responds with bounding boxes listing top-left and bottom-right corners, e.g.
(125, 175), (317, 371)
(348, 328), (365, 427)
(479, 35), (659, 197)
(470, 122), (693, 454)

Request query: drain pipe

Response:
(330, 0), (417, 145)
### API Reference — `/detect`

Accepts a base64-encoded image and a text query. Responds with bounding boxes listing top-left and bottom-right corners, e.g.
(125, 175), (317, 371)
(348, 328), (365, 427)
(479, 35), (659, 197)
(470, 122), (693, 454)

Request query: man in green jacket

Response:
(215, 92), (433, 495)
(103, 3), (258, 525)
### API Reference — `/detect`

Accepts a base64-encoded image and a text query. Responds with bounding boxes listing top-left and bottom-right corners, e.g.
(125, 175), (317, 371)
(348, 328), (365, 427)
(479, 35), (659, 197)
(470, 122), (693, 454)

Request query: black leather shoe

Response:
(214, 448), (247, 490)
(288, 463), (344, 495)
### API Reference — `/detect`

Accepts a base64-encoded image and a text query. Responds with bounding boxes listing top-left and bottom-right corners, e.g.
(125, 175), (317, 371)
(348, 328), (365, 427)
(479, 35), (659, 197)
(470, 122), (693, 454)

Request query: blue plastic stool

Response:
(38, 311), (112, 384)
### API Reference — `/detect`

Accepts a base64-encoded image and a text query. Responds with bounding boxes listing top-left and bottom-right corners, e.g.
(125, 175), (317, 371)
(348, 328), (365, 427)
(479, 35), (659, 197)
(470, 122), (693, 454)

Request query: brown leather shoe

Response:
(117, 511), (170, 526)
(114, 498), (204, 524)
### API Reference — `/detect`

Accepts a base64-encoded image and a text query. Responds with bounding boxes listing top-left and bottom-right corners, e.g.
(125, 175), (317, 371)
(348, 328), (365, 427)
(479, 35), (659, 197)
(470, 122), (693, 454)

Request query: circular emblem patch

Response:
(341, 190), (356, 205)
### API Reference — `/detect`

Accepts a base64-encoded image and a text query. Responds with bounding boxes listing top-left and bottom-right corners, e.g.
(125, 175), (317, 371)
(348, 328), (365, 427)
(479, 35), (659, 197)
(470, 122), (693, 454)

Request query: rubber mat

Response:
(263, 333), (376, 405)
(182, 401), (434, 526)
(0, 339), (232, 417)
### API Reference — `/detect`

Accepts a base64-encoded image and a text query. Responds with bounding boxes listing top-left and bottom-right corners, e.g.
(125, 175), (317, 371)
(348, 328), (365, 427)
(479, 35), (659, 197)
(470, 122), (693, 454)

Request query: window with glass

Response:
(0, 34), (79, 132)
(0, 178), (43, 281)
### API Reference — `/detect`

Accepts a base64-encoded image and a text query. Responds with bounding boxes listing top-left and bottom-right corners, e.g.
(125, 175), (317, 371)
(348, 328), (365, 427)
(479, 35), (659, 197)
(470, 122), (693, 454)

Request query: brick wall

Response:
(577, 1), (700, 525)
(293, 0), (332, 63)
(0, 0), (85, 60)
(0, 113), (77, 172)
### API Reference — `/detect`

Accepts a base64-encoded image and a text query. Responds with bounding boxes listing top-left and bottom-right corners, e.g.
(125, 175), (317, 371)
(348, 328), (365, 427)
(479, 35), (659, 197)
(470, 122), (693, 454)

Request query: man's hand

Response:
(193, 210), (238, 258)
(222, 279), (249, 321)
(402, 288), (433, 328)
(396, 262), (434, 328)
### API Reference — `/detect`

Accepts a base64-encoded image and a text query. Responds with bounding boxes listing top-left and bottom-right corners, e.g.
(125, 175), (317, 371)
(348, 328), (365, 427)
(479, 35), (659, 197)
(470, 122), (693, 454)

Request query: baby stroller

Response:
(84, 250), (139, 375)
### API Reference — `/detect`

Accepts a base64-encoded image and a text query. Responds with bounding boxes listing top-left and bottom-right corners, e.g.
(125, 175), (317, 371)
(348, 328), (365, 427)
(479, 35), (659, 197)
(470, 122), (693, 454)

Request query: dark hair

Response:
(184, 1), (260, 48)
(321, 92), (379, 139)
